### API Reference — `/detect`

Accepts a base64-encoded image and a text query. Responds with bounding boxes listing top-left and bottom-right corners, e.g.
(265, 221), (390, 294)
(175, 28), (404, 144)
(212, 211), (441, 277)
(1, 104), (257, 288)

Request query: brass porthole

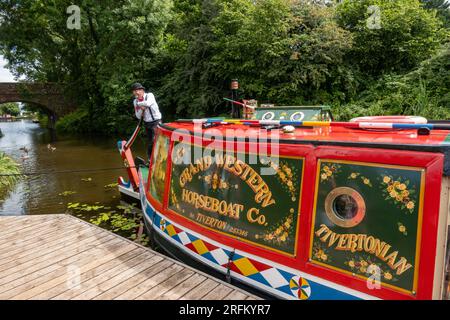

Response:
(290, 111), (305, 121)
(262, 112), (275, 121)
(324, 187), (366, 228)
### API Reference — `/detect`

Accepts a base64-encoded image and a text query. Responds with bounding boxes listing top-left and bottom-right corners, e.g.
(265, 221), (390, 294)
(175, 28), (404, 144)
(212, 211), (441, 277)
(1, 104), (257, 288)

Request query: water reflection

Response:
(0, 120), (146, 216)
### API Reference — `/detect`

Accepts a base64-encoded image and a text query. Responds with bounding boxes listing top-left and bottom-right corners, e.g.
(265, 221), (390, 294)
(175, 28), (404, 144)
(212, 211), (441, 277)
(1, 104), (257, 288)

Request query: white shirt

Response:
(134, 93), (162, 122)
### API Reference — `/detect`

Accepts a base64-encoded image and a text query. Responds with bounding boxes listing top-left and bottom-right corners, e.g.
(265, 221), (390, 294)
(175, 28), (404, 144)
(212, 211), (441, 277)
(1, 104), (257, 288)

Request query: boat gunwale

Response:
(159, 123), (450, 176)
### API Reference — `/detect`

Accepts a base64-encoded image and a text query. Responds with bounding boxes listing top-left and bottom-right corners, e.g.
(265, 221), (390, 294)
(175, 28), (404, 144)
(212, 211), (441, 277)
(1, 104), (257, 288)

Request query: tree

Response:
(0, 0), (172, 134)
(420, 0), (450, 28)
(336, 0), (447, 77)
(0, 103), (20, 116)
(158, 0), (356, 118)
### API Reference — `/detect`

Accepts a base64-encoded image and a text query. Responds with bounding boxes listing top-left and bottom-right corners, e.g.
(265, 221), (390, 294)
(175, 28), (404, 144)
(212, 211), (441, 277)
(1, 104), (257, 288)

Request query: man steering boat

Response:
(131, 82), (162, 162)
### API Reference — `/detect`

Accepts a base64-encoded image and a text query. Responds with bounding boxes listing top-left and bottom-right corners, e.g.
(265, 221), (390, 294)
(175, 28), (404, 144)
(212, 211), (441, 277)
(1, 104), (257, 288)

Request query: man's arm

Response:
(136, 93), (156, 109)
(134, 99), (144, 119)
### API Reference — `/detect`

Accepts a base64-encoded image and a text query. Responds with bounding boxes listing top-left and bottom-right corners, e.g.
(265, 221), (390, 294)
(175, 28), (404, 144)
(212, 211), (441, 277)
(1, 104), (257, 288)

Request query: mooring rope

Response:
(0, 166), (139, 177)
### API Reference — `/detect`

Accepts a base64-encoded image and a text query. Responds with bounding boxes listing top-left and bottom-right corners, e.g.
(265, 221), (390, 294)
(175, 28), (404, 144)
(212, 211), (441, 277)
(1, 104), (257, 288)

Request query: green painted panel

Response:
(169, 142), (304, 255)
(311, 160), (424, 294)
(149, 134), (169, 204)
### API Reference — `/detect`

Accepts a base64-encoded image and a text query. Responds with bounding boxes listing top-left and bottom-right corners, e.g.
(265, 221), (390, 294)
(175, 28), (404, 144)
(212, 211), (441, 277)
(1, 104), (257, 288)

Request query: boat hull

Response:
(141, 209), (273, 299)
(139, 176), (368, 300)
(129, 122), (449, 300)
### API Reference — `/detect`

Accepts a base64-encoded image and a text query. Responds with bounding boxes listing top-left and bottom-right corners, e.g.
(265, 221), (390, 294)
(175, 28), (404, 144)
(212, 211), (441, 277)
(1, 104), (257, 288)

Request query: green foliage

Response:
(0, 0), (449, 130)
(0, 0), (172, 135)
(66, 201), (149, 245)
(335, 44), (450, 121)
(0, 153), (21, 196)
(421, 0), (450, 27)
(55, 109), (91, 134)
(104, 182), (119, 189)
(58, 190), (76, 196)
(0, 103), (20, 116)
(159, 0), (357, 117)
(336, 0), (447, 76)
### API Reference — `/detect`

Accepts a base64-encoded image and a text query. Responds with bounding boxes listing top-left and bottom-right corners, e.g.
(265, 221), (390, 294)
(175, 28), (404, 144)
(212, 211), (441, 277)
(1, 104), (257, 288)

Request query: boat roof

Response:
(161, 122), (450, 175)
(255, 105), (331, 110)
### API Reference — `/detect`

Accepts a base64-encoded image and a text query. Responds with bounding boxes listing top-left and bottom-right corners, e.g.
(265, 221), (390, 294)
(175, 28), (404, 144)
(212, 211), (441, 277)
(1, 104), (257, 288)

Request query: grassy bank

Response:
(0, 152), (21, 197)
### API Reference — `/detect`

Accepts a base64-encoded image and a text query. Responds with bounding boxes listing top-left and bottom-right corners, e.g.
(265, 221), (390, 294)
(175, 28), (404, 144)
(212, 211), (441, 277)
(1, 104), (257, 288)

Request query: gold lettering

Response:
(347, 234), (359, 253)
(385, 251), (399, 269)
(364, 236), (376, 253)
(247, 208), (259, 224)
(315, 224), (329, 237)
(336, 234), (348, 251)
(234, 160), (244, 176)
(328, 232), (341, 248)
(373, 239), (387, 257)
(379, 243), (392, 261)
(320, 229), (333, 243)
(357, 234), (366, 252)
(393, 258), (413, 275)
(313, 226), (413, 277)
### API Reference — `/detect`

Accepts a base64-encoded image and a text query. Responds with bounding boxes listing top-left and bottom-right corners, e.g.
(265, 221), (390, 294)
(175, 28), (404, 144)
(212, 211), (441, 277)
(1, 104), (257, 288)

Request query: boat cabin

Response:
(118, 107), (450, 300)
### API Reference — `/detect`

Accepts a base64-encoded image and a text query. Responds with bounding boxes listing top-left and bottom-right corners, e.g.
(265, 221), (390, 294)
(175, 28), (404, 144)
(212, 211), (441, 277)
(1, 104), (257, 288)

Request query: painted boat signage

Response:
(149, 134), (170, 203)
(310, 160), (424, 294)
(123, 121), (449, 300)
(168, 141), (304, 256)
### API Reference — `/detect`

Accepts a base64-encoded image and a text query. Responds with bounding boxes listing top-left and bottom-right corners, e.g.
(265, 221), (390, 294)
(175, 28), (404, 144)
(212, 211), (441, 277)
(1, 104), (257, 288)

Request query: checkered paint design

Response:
(143, 203), (360, 300)
(154, 214), (300, 298)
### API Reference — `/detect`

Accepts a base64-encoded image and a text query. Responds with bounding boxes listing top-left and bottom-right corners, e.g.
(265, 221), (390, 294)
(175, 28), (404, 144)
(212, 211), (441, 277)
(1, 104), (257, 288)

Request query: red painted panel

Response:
(300, 146), (444, 300)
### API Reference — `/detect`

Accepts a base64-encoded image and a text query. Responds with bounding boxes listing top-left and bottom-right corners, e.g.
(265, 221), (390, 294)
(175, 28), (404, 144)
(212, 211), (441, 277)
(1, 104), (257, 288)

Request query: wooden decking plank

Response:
(0, 223), (84, 261)
(109, 259), (174, 300)
(156, 273), (207, 300)
(0, 218), (92, 265)
(0, 237), (128, 299)
(202, 284), (234, 300)
(0, 216), (54, 233)
(52, 251), (154, 300)
(95, 259), (174, 300)
(0, 215), (74, 244)
(0, 214), (57, 229)
(0, 216), (62, 240)
(0, 219), (78, 252)
(223, 290), (251, 300)
(0, 232), (114, 287)
(0, 215), (260, 300)
(71, 255), (170, 300)
(0, 243), (140, 297)
(135, 268), (195, 300)
(20, 242), (138, 300)
(0, 225), (105, 274)
(179, 278), (221, 300)
(1, 214), (63, 230)
(0, 233), (119, 294)
(42, 247), (143, 299)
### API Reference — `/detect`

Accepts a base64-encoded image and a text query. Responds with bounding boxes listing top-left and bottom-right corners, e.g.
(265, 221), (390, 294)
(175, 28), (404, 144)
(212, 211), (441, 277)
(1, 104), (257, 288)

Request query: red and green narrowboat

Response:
(118, 106), (450, 300)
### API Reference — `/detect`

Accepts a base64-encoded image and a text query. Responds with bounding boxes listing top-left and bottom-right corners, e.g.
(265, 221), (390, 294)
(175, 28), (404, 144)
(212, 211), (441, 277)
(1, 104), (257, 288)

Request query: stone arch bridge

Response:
(0, 82), (77, 127)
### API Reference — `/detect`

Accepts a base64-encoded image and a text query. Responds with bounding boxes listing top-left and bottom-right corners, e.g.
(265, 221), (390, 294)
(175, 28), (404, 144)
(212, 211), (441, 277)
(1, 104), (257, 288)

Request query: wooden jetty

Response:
(0, 214), (260, 300)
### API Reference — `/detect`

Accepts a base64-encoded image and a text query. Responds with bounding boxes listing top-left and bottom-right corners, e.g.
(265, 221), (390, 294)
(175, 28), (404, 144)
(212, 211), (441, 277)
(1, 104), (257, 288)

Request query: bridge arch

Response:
(0, 82), (77, 119)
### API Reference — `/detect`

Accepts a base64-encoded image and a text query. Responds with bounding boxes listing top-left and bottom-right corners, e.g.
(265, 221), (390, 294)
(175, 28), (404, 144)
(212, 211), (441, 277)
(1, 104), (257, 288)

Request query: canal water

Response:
(0, 120), (147, 216)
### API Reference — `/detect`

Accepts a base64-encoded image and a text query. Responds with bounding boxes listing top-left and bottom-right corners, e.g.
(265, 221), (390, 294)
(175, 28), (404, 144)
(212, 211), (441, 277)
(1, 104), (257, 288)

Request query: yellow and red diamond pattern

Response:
(158, 217), (310, 299)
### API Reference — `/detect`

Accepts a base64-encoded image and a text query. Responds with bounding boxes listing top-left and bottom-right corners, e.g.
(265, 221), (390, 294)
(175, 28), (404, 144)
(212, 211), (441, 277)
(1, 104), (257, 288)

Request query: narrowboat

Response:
(117, 106), (450, 300)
